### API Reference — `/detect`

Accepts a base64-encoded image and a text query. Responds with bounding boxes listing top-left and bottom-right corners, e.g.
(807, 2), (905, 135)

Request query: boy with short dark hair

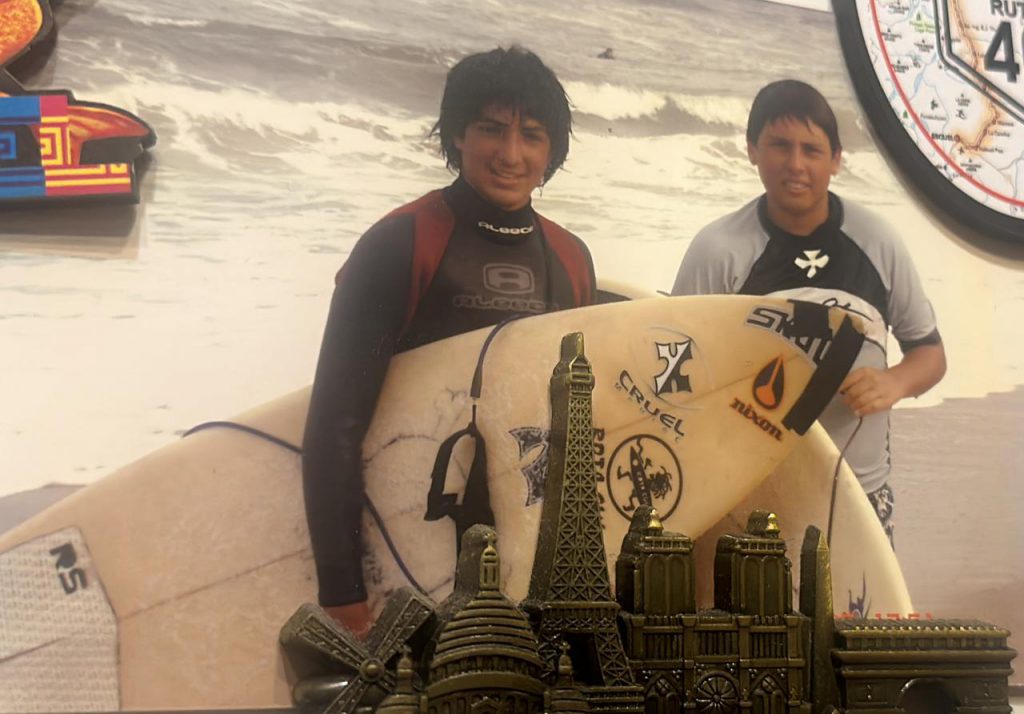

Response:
(672, 79), (946, 546)
(303, 46), (595, 636)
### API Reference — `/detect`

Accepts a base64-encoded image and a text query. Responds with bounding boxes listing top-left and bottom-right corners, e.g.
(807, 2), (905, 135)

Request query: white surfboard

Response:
(232, 294), (861, 605)
(691, 423), (912, 616)
(0, 295), (894, 711)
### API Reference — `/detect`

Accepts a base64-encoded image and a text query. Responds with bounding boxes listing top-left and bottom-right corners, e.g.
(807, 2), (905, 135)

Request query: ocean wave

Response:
(46, 4), (454, 121)
(563, 80), (875, 151)
(115, 79), (431, 141)
(97, 0), (347, 36)
(129, 14), (211, 28)
(564, 81), (750, 134)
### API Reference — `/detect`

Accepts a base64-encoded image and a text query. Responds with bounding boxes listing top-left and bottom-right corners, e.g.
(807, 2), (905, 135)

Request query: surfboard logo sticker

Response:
(653, 339), (694, 396)
(615, 328), (707, 439)
(752, 356), (786, 410)
(509, 426), (550, 506)
(745, 305), (832, 365)
(614, 369), (687, 439)
(847, 572), (872, 618)
(605, 434), (683, 520)
(49, 541), (88, 594)
(729, 397), (784, 442)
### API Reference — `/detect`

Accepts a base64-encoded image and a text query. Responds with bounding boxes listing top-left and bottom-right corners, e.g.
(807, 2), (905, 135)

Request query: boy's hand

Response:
(840, 367), (904, 417)
(839, 342), (946, 418)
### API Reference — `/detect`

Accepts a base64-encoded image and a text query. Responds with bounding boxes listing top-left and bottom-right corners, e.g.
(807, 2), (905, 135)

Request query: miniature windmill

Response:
(280, 588), (434, 714)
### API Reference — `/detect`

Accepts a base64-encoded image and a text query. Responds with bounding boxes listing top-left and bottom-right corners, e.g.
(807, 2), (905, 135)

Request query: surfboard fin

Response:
(783, 313), (865, 434)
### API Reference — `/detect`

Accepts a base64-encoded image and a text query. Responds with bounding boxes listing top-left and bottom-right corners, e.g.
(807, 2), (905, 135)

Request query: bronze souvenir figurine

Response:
(281, 332), (1015, 713)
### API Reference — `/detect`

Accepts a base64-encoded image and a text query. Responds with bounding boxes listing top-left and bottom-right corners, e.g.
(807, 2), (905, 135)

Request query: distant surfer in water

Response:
(671, 80), (946, 548)
(302, 46), (596, 636)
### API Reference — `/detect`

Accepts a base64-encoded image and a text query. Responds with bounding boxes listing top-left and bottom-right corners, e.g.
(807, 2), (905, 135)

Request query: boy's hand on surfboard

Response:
(324, 602), (373, 639)
(839, 367), (905, 417)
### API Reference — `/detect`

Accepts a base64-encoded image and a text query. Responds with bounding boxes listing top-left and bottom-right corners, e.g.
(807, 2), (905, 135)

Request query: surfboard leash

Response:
(183, 420), (299, 452)
(424, 313), (530, 557)
(182, 420), (429, 595)
(826, 415), (864, 548)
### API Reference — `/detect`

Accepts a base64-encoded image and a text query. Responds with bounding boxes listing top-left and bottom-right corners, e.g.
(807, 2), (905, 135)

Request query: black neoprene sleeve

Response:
(301, 217), (414, 606)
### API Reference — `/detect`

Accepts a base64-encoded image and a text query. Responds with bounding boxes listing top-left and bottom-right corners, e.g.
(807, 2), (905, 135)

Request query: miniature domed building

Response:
(425, 530), (546, 714)
(545, 645), (591, 713)
(376, 649), (421, 714)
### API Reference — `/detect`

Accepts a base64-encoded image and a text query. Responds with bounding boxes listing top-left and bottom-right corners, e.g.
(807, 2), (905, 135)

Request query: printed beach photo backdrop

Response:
(1, 0), (1021, 686)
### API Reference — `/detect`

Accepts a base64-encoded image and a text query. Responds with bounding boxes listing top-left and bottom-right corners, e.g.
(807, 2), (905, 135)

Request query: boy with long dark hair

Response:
(303, 47), (595, 635)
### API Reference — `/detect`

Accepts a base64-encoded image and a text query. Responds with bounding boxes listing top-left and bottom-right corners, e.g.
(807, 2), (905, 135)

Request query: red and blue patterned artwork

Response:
(0, 0), (155, 205)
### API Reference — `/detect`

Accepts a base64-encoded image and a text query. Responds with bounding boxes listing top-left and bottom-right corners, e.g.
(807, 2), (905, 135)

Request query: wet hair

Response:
(431, 46), (572, 183)
(746, 79), (842, 155)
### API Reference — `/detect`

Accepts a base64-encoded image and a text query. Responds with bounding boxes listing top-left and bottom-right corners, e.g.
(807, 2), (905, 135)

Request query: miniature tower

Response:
(523, 332), (642, 713)
(711, 510), (811, 713)
(714, 509), (792, 616)
(376, 649), (421, 714)
(800, 525), (840, 713)
(615, 506), (695, 709)
(546, 643), (593, 713)
(615, 505), (696, 617)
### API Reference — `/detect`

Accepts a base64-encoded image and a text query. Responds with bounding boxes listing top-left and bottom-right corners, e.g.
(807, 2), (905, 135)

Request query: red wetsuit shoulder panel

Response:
(335, 189), (455, 332)
(536, 213), (594, 307)
(384, 189), (455, 331)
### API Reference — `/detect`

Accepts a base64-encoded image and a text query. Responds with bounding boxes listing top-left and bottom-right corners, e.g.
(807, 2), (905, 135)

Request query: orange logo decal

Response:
(753, 357), (785, 410)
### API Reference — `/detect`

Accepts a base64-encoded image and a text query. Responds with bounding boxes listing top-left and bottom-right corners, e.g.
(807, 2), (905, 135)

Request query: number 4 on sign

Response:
(985, 22), (1021, 83)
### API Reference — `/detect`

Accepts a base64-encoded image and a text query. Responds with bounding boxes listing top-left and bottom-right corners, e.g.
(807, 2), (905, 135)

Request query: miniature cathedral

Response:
(615, 506), (811, 713)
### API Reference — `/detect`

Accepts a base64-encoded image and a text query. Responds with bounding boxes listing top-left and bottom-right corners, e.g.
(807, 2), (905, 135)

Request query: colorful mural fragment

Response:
(0, 0), (155, 205)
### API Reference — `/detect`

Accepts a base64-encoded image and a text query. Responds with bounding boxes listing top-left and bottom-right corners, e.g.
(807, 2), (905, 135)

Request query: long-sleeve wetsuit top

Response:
(672, 193), (940, 493)
(303, 177), (596, 607)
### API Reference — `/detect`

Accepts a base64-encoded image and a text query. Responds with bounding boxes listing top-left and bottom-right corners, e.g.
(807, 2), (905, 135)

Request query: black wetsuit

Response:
(302, 178), (596, 607)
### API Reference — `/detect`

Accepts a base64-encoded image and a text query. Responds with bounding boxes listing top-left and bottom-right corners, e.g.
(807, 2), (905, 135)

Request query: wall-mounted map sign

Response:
(834, 0), (1024, 245)
(0, 0), (155, 206)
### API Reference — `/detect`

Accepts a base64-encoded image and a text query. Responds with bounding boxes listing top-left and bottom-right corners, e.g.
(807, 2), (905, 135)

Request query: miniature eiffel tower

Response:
(523, 332), (642, 713)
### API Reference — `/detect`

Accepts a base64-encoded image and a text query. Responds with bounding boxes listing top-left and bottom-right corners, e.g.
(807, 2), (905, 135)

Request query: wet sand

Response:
(892, 387), (1023, 683)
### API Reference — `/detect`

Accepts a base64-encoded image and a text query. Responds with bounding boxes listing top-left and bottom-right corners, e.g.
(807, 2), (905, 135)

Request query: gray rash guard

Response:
(672, 193), (940, 493)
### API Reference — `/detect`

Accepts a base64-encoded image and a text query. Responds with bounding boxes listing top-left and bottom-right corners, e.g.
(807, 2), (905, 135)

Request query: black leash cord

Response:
(182, 420), (428, 595)
(826, 416), (864, 548)
(470, 313), (530, 398)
